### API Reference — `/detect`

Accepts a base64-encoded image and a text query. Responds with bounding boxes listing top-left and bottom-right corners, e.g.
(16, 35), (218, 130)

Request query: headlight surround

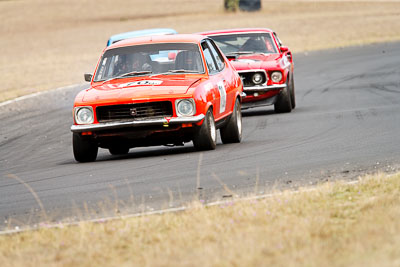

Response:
(271, 71), (283, 83)
(74, 106), (94, 124)
(176, 99), (196, 117)
(252, 73), (263, 85)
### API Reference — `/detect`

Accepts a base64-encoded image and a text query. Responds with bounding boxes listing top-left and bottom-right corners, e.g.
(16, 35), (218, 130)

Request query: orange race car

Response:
(71, 34), (243, 162)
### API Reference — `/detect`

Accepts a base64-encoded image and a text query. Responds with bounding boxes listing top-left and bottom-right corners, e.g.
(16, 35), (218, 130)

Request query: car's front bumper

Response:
(243, 84), (286, 93)
(71, 114), (205, 133)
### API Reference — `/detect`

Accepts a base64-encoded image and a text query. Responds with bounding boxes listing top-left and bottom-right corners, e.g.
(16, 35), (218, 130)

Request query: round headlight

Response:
(75, 107), (94, 124)
(177, 99), (195, 116)
(252, 73), (263, 85)
(271, 71), (283, 83)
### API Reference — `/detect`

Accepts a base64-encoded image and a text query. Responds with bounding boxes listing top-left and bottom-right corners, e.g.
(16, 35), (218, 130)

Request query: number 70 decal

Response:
(217, 81), (226, 114)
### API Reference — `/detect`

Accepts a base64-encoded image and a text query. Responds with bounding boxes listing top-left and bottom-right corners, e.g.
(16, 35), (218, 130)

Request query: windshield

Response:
(94, 43), (204, 82)
(209, 33), (278, 55)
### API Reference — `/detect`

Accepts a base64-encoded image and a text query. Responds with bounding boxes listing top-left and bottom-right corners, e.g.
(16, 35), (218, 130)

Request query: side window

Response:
(201, 42), (217, 74)
(207, 40), (225, 71)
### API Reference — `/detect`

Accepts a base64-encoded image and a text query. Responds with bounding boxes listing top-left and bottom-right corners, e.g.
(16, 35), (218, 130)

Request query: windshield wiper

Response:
(167, 69), (201, 73)
(150, 70), (201, 76)
(100, 71), (153, 83)
(120, 70), (152, 77)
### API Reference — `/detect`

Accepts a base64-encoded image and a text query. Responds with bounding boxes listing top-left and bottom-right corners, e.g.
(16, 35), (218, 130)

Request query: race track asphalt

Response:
(1, 42), (399, 229)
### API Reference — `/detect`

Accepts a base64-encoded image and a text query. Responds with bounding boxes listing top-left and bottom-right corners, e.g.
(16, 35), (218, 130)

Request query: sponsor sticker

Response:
(204, 82), (213, 91)
(163, 117), (171, 127)
(119, 80), (163, 87)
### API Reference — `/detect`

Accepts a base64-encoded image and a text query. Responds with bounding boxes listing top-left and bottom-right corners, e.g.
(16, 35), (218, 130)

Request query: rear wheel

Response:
(109, 146), (130, 155)
(220, 98), (242, 144)
(274, 77), (292, 113)
(193, 109), (216, 151)
(73, 133), (98, 162)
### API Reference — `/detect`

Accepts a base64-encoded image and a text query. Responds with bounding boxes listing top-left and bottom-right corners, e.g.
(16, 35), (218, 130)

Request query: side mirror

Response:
(280, 46), (289, 53)
(226, 55), (237, 61)
(84, 73), (93, 82)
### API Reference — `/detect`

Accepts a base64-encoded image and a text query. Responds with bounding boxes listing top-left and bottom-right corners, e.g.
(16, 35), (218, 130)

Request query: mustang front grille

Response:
(239, 71), (267, 87)
(96, 101), (173, 122)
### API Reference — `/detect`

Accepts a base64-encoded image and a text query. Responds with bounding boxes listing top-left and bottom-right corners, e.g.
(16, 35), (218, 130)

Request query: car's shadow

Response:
(60, 144), (205, 165)
(241, 108), (275, 117)
(96, 145), (198, 162)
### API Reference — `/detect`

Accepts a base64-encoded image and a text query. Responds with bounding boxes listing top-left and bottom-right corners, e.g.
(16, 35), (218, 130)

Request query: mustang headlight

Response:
(252, 73), (263, 85)
(176, 99), (195, 116)
(75, 107), (94, 124)
(271, 71), (283, 83)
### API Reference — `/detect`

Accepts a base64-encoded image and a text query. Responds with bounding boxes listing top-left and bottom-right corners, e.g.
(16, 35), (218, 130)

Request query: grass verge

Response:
(1, 172), (399, 266)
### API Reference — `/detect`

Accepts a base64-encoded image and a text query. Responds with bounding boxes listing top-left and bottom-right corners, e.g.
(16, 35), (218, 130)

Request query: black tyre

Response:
(109, 146), (130, 155)
(220, 98), (242, 144)
(73, 133), (98, 162)
(193, 109), (217, 151)
(289, 74), (296, 109)
(274, 77), (292, 113)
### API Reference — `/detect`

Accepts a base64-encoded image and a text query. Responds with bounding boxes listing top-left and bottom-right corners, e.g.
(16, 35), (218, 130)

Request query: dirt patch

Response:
(1, 0), (400, 102)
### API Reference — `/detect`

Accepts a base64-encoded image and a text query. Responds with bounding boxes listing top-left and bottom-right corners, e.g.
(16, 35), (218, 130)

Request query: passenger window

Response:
(201, 42), (217, 74)
(207, 40), (225, 71)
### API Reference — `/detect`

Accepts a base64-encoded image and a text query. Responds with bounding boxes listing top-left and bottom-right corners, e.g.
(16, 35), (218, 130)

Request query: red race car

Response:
(71, 34), (243, 162)
(199, 28), (295, 112)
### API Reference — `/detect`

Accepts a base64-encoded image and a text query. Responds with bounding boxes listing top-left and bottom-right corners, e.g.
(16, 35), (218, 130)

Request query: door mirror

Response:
(84, 73), (93, 82)
(280, 46), (289, 53)
(226, 55), (237, 61)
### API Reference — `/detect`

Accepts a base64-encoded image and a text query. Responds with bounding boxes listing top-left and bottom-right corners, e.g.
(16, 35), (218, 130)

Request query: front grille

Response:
(96, 101), (173, 122)
(239, 71), (267, 87)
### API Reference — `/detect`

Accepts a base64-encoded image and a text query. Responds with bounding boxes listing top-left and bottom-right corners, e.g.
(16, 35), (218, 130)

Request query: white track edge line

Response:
(0, 179), (361, 236)
(0, 83), (85, 108)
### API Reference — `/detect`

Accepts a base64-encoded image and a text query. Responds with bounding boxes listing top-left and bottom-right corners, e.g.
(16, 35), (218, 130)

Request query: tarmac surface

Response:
(0, 42), (399, 229)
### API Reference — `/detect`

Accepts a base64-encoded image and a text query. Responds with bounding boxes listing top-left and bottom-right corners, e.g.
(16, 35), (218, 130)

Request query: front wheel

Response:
(73, 133), (98, 162)
(193, 109), (217, 151)
(220, 98), (242, 144)
(274, 78), (292, 113)
(289, 74), (296, 109)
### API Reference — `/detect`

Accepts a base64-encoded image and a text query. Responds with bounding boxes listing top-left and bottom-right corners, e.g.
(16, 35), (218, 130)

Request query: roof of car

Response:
(106, 28), (177, 46)
(106, 34), (207, 50)
(197, 28), (274, 36)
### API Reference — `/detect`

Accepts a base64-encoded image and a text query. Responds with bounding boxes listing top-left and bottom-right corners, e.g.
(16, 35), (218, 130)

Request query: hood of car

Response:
(82, 76), (200, 104)
(230, 54), (282, 71)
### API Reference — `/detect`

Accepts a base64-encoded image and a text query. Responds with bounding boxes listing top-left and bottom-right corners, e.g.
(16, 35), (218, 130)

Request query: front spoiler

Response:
(71, 114), (205, 133)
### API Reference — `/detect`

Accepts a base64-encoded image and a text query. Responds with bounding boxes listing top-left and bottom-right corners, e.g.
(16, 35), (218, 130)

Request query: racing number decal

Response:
(282, 55), (290, 68)
(217, 81), (227, 114)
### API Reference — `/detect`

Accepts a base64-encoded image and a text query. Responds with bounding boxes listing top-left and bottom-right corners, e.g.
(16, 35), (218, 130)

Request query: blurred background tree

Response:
(224, 0), (239, 12)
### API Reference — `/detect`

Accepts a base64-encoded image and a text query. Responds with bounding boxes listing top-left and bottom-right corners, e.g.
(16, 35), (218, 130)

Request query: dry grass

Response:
(0, 172), (399, 266)
(1, 0), (400, 102)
